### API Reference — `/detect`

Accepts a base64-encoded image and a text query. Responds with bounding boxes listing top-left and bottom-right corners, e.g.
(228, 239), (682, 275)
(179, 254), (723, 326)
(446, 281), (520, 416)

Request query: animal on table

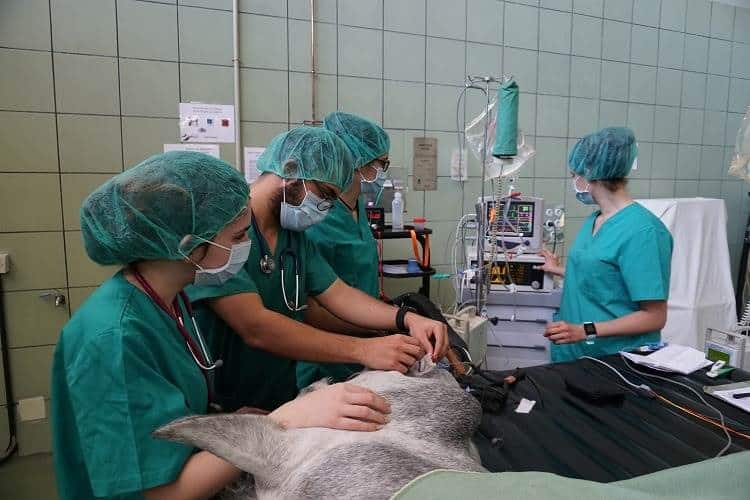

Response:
(154, 366), (486, 499)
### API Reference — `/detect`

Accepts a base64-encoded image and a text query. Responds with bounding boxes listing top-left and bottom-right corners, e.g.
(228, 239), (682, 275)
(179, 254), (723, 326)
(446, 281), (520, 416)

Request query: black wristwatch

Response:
(583, 322), (597, 343)
(395, 306), (415, 331)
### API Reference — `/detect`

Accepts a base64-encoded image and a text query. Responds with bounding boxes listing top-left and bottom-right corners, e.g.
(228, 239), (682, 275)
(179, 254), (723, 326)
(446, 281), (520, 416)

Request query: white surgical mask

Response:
(279, 180), (332, 232)
(572, 175), (596, 205)
(187, 238), (252, 286)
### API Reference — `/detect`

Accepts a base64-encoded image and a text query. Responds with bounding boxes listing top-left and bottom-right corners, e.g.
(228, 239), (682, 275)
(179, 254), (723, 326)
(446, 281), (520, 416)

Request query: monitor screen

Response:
(486, 200), (535, 237)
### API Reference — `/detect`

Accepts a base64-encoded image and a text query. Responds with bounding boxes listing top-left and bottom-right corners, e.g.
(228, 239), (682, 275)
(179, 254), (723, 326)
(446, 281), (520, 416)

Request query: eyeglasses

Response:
(373, 158), (390, 172)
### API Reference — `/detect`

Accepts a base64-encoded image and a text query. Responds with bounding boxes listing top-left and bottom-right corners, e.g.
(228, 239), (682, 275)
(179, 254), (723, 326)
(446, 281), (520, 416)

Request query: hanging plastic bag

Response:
(729, 107), (750, 181)
(487, 132), (536, 179)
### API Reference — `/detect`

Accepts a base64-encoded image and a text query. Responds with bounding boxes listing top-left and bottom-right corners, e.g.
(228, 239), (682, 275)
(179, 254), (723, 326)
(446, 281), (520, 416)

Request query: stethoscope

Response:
(252, 215), (307, 312)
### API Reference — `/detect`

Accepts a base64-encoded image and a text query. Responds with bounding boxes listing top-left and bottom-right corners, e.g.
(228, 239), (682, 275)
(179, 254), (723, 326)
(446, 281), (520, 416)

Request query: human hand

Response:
(269, 383), (390, 432)
(534, 249), (565, 276)
(358, 334), (425, 373)
(544, 321), (586, 344)
(404, 313), (449, 361)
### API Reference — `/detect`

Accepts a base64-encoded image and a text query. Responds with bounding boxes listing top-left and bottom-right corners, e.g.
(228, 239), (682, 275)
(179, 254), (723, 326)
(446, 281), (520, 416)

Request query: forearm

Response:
(595, 309), (666, 338)
(317, 280), (400, 330)
(144, 451), (240, 500)
(304, 297), (382, 337)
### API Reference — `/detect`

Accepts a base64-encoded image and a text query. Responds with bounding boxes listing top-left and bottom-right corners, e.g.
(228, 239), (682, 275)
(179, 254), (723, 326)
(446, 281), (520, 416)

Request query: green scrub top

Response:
(552, 203), (673, 363)
(51, 271), (208, 500)
(186, 226), (337, 412)
(299, 198), (379, 387)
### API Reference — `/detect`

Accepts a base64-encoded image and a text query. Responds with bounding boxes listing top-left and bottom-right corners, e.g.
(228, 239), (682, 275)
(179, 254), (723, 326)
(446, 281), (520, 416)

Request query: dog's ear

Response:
(153, 414), (289, 480)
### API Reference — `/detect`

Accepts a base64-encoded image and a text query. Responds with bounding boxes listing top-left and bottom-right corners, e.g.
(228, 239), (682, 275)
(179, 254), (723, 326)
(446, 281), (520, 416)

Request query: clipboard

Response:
(704, 381), (750, 414)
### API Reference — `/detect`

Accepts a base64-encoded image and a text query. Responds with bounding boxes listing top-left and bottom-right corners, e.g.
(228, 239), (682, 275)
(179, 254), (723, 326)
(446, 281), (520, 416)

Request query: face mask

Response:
(280, 180), (331, 232)
(572, 176), (596, 205)
(192, 239), (252, 287)
(360, 169), (387, 205)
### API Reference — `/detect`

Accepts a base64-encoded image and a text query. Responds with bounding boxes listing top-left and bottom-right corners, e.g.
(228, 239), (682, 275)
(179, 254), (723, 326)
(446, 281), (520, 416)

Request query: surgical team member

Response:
(299, 112), (391, 387)
(51, 152), (391, 500)
(187, 126), (449, 412)
(537, 127), (673, 362)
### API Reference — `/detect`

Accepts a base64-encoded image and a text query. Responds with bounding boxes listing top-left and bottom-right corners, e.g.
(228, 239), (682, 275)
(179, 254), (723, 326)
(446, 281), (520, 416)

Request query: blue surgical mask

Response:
(280, 180), (331, 232)
(572, 176), (596, 205)
(190, 239), (252, 286)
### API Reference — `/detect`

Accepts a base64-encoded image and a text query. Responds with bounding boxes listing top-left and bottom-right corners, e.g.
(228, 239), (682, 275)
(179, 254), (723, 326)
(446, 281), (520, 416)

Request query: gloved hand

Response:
(269, 383), (391, 432)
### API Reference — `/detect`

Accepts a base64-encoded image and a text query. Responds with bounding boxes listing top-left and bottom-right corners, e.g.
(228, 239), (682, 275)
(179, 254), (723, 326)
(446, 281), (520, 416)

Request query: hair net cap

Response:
(81, 151), (249, 265)
(256, 126), (354, 191)
(323, 112), (390, 169)
(568, 127), (638, 181)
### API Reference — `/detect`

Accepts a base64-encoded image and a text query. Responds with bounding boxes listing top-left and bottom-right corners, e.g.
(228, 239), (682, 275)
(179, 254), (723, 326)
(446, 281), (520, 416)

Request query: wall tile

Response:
(697, 179), (722, 197)
(65, 231), (118, 287)
(339, 27), (383, 79)
(384, 0), (425, 34)
(339, 0), (383, 29)
(570, 57), (601, 98)
(339, 76), (383, 123)
(0, 0), (51, 50)
(121, 117), (179, 166)
(679, 108), (704, 145)
(630, 25), (658, 66)
(538, 53), (571, 96)
(711, 2), (735, 40)
(541, 0), (572, 10)
(0, 174), (62, 232)
(289, 73), (337, 124)
(424, 182), (462, 222)
(651, 143), (678, 178)
(61, 173), (116, 230)
(653, 105), (679, 142)
(288, 0), (336, 22)
(54, 53), (119, 115)
(0, 49), (54, 113)
(426, 0), (466, 39)
(604, 0), (633, 22)
(706, 75), (730, 112)
(384, 81), (425, 129)
(700, 145), (726, 180)
(627, 103), (655, 141)
(239, 0), (287, 16)
(629, 64), (657, 104)
(117, 0), (178, 61)
(676, 144), (701, 179)
(467, 43), (502, 77)
(240, 69), (289, 122)
(599, 100), (627, 127)
(726, 112), (744, 147)
(289, 20), (336, 74)
(660, 0), (686, 31)
(426, 84), (459, 131)
(658, 30), (684, 70)
(731, 43), (750, 79)
(681, 71), (706, 108)
(0, 112), (58, 173)
(536, 95), (569, 137)
(540, 10), (572, 53)
(467, 0), (503, 44)
(51, 0), (116, 56)
(9, 346), (55, 399)
(505, 3), (539, 50)
(683, 35), (709, 73)
(0, 233), (67, 291)
(241, 122), (289, 148)
(504, 48), (539, 92)
(572, 14), (603, 58)
(632, 0), (660, 27)
(632, 141), (652, 177)
(703, 110), (727, 146)
(602, 20), (631, 62)
(729, 78), (750, 113)
(655, 68), (682, 107)
(427, 37), (465, 85)
(120, 59), (179, 118)
(734, 7), (750, 43)
(601, 60), (630, 101)
(686, 0), (710, 36)
(534, 137), (569, 177)
(180, 64), (234, 105)
(179, 6), (233, 66)
(708, 39), (732, 76)
(385, 32), (426, 82)
(4, 291), (67, 348)
(58, 115), (122, 173)
(240, 14), (288, 71)
(574, 0), (603, 17)
(649, 179), (675, 197)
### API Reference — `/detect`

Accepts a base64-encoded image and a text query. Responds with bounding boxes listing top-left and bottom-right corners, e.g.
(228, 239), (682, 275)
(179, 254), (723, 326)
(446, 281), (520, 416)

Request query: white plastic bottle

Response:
(391, 191), (404, 230)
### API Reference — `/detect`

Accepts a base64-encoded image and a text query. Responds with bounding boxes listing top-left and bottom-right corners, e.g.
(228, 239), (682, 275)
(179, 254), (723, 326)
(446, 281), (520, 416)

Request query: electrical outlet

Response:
(0, 252), (8, 274)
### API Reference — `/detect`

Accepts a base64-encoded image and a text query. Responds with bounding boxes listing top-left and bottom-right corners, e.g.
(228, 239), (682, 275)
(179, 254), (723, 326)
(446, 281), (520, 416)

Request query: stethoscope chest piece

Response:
(260, 254), (276, 274)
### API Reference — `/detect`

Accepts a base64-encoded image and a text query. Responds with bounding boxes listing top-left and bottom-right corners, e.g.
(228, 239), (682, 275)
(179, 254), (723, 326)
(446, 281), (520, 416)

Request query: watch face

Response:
(584, 323), (596, 336)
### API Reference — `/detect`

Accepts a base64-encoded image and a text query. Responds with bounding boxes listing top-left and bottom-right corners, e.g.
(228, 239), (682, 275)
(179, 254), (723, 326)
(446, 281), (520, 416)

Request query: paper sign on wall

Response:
(244, 147), (265, 184)
(163, 143), (220, 158)
(179, 103), (235, 143)
(412, 137), (438, 191)
(451, 148), (468, 181)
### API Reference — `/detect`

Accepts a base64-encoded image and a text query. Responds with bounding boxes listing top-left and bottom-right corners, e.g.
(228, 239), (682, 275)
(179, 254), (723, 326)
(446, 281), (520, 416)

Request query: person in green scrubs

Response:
(187, 126), (449, 413)
(537, 127), (673, 362)
(299, 112), (391, 387)
(51, 152), (391, 500)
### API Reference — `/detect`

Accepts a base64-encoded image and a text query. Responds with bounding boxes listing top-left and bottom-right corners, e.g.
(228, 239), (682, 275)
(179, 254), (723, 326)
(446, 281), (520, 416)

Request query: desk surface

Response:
(477, 355), (750, 482)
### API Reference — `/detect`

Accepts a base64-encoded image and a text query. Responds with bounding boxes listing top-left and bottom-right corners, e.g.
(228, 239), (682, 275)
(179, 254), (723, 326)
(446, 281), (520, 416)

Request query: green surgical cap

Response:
(256, 126), (354, 191)
(323, 112), (390, 169)
(568, 127), (638, 181)
(81, 151), (249, 265)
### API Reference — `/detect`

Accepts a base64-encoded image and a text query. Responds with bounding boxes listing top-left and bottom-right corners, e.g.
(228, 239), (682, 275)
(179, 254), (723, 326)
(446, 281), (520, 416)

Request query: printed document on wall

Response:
(164, 143), (220, 158)
(244, 147), (265, 184)
(179, 103), (235, 143)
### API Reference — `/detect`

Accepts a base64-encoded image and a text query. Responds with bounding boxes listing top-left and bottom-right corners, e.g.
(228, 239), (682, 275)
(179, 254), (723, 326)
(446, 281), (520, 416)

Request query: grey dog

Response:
(154, 367), (487, 499)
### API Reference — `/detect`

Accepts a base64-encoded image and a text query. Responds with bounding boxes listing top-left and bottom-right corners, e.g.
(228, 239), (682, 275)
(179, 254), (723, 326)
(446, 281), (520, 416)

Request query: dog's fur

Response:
(154, 368), (486, 499)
